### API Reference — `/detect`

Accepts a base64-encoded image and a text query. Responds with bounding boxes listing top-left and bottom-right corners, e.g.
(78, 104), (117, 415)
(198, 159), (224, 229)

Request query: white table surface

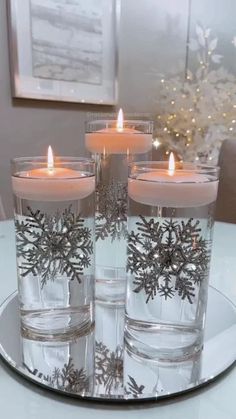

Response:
(0, 220), (235, 419)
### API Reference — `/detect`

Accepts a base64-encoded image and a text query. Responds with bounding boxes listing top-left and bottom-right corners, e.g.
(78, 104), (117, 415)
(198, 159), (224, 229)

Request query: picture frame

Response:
(7, 0), (119, 105)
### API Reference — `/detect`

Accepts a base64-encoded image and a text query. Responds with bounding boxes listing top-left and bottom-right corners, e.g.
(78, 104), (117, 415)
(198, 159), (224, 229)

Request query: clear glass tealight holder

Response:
(86, 119), (153, 304)
(125, 161), (219, 361)
(11, 157), (95, 340)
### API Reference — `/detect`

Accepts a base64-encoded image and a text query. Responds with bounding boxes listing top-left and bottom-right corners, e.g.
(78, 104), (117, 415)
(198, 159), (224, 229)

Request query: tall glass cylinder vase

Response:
(12, 157), (95, 340)
(86, 117), (153, 304)
(125, 161), (219, 361)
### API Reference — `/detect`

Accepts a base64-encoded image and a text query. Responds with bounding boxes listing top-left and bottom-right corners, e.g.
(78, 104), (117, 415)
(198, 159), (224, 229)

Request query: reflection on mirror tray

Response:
(0, 287), (235, 402)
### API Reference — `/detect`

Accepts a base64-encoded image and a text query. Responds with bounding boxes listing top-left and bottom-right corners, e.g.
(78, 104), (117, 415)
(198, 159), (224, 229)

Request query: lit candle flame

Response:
(116, 108), (124, 131)
(103, 146), (106, 158)
(47, 145), (54, 172)
(168, 152), (175, 176)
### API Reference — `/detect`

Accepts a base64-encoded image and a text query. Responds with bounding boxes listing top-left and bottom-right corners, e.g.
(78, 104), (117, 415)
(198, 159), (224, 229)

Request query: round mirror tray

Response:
(0, 287), (235, 404)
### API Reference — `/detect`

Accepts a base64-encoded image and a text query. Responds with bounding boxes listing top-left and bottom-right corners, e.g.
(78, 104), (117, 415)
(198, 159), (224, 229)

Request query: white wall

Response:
(0, 0), (235, 217)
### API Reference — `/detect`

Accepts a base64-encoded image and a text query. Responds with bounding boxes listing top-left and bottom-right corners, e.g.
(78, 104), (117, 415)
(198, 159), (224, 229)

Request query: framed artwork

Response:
(7, 0), (119, 105)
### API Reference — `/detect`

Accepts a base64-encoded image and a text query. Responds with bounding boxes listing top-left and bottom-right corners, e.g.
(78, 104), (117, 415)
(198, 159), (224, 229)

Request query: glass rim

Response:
(11, 156), (95, 164)
(11, 157), (95, 179)
(86, 119), (153, 125)
(128, 161), (220, 174)
(86, 119), (154, 134)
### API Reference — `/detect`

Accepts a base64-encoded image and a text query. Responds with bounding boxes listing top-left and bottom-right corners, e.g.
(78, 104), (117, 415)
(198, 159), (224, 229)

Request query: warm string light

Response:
(157, 62), (236, 163)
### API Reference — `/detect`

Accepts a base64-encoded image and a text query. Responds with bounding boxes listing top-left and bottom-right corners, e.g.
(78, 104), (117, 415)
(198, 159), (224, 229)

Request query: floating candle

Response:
(85, 109), (153, 154)
(128, 154), (219, 207)
(12, 147), (95, 202)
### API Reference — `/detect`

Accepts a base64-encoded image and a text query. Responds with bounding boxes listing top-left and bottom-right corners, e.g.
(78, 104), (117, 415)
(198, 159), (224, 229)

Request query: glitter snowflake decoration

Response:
(124, 376), (145, 399)
(96, 180), (127, 241)
(95, 341), (123, 395)
(128, 216), (211, 304)
(24, 358), (89, 394)
(15, 206), (93, 288)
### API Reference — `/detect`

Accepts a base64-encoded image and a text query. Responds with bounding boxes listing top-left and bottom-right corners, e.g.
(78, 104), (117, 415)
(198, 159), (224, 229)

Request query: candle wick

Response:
(48, 167), (54, 176)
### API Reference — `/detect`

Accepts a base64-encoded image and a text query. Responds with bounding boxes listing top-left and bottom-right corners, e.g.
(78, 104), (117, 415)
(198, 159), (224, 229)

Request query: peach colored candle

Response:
(12, 147), (95, 202)
(128, 153), (219, 207)
(85, 109), (153, 154)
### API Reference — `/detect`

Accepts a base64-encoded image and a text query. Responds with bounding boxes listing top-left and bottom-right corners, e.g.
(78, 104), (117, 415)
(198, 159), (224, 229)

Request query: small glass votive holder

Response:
(11, 157), (95, 340)
(85, 118), (153, 304)
(124, 161), (219, 361)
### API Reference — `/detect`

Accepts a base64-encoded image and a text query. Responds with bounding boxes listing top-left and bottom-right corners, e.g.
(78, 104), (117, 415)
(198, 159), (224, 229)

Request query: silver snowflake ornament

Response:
(15, 206), (93, 288)
(124, 376), (145, 399)
(128, 216), (211, 304)
(95, 341), (123, 395)
(24, 358), (89, 394)
(96, 180), (127, 242)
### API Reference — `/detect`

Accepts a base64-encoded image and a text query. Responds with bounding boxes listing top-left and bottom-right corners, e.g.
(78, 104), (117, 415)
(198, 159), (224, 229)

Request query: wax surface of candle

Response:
(128, 170), (219, 207)
(26, 167), (80, 178)
(86, 110), (152, 154)
(12, 160), (95, 203)
(86, 129), (152, 154)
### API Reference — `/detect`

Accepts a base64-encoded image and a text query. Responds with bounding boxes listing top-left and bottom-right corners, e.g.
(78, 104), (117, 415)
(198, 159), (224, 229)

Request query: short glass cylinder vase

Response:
(12, 157), (95, 340)
(86, 117), (153, 304)
(125, 161), (219, 361)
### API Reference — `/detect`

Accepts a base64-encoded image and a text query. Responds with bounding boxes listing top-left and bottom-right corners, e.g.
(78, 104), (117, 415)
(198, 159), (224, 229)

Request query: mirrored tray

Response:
(0, 287), (235, 403)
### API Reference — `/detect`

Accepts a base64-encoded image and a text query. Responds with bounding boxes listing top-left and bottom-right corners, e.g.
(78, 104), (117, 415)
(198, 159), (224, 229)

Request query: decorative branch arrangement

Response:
(154, 24), (236, 162)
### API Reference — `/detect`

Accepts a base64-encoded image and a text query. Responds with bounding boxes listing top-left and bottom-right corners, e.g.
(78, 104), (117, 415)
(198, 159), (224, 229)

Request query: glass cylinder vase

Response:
(86, 118), (153, 304)
(11, 157), (95, 340)
(125, 161), (219, 361)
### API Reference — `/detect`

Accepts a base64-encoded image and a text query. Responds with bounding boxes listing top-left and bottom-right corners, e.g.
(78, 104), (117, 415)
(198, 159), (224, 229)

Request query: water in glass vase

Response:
(12, 157), (95, 340)
(125, 161), (219, 361)
(125, 203), (215, 361)
(14, 197), (94, 340)
(86, 118), (153, 304)
(95, 154), (129, 303)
